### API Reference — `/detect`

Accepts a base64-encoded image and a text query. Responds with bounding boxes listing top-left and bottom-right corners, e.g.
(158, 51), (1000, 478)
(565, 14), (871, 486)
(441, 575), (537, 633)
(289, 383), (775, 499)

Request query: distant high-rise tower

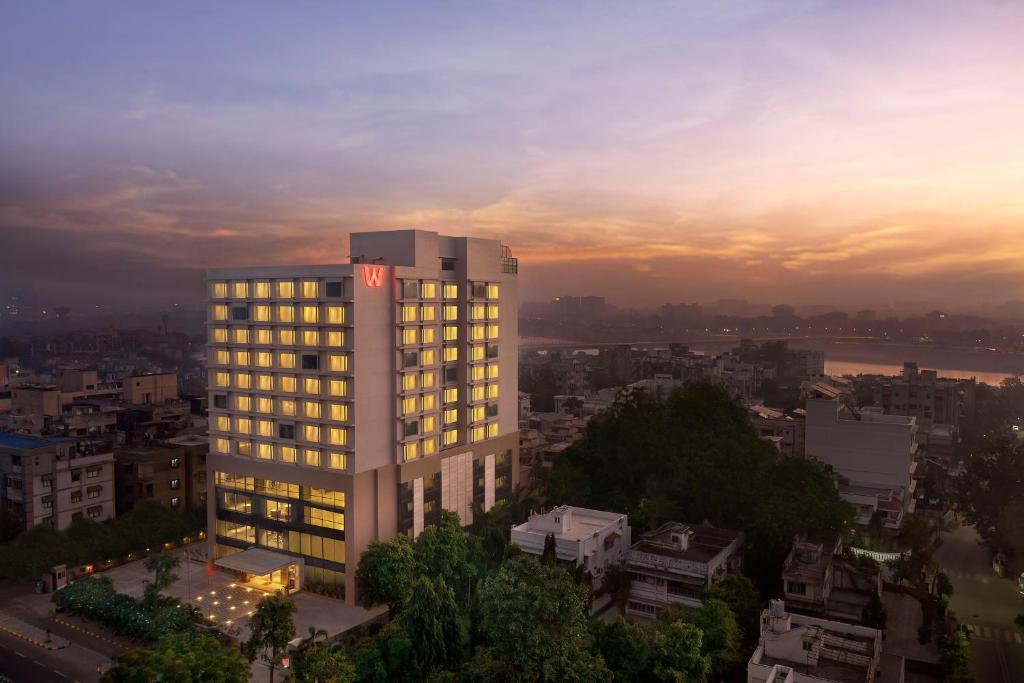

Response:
(206, 230), (519, 602)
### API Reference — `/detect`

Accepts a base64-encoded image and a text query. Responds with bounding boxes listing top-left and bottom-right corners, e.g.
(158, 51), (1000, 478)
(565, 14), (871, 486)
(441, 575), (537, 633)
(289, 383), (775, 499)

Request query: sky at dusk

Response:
(2, 1), (1024, 311)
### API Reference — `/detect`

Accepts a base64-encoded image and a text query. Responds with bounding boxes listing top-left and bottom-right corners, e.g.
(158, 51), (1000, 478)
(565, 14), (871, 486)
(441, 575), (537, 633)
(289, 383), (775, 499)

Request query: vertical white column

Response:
(484, 453), (495, 512)
(413, 477), (424, 537)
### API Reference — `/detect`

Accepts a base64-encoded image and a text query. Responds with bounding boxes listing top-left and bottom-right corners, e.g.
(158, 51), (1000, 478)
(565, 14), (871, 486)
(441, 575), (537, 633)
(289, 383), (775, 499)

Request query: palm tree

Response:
(143, 552), (181, 603)
(298, 625), (328, 650)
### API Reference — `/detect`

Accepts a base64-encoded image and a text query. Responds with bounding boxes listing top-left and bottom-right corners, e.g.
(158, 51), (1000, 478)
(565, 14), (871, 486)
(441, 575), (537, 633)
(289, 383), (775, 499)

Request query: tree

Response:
(413, 511), (476, 601)
(590, 617), (651, 683)
(476, 553), (609, 681)
(356, 535), (415, 610)
(143, 552), (180, 603)
(862, 591), (888, 630)
(541, 533), (557, 565)
(244, 593), (297, 683)
(403, 576), (465, 675)
(0, 507), (24, 545)
(292, 642), (356, 683)
(954, 439), (1024, 548)
(705, 575), (760, 644)
(103, 632), (249, 683)
(687, 598), (740, 675)
(650, 620), (710, 683)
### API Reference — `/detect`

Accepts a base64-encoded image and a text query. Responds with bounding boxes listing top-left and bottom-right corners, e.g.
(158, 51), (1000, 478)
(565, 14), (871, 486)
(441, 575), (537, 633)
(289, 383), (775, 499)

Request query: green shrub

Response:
(54, 577), (200, 641)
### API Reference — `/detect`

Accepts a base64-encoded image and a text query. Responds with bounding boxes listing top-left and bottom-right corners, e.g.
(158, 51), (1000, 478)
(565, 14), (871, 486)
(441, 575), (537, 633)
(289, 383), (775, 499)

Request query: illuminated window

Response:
(327, 306), (345, 324)
(236, 417), (251, 435)
(278, 328), (295, 345)
(444, 408), (458, 425)
(402, 397), (418, 415)
(443, 283), (458, 299)
(402, 328), (418, 345)
(236, 395), (251, 411)
(302, 280), (319, 298)
(278, 352), (296, 369)
(279, 445), (297, 463)
(328, 354), (348, 372)
(421, 393), (437, 411)
(304, 400), (322, 418)
(212, 304), (229, 321)
(257, 442), (273, 459)
(328, 379), (347, 397)
(256, 419), (273, 436)
(444, 387), (458, 404)
(329, 403), (348, 421)
(212, 327), (228, 343)
(280, 375), (297, 393)
(303, 424), (321, 443)
(420, 349), (435, 365)
(304, 449), (321, 467)
(301, 305), (319, 323)
(328, 427), (347, 446)
(401, 305), (417, 323)
(471, 304), (485, 320)
(215, 437), (231, 453)
(214, 350), (230, 365)
(470, 345), (484, 361)
(236, 372), (252, 389)
(471, 406), (485, 422)
(304, 377), (321, 395)
(253, 281), (270, 298)
(403, 442), (418, 461)
(255, 351), (272, 367)
(278, 305), (295, 322)
(487, 384), (499, 399)
(402, 373), (417, 391)
(486, 284), (499, 299)
(487, 422), (499, 438)
(420, 282), (436, 298)
(326, 330), (344, 347)
(472, 386), (485, 401)
(420, 305), (437, 321)
(255, 328), (272, 344)
(237, 441), (252, 457)
(211, 282), (228, 298)
(423, 438), (436, 456)
(442, 429), (458, 446)
(422, 328), (436, 343)
(421, 371), (436, 389)
(279, 398), (296, 416)
(471, 325), (485, 341)
(487, 364), (499, 379)
(277, 280), (295, 298)
(256, 374), (273, 391)
(257, 397), (273, 414)
(487, 304), (499, 319)
(214, 371), (230, 387)
(444, 346), (458, 362)
(487, 324), (499, 339)
(328, 452), (347, 470)
(235, 350), (251, 366)
(444, 305), (458, 321)
(215, 415), (231, 431)
(253, 305), (271, 322)
(305, 507), (345, 530)
(232, 281), (248, 298)
(422, 415), (436, 433)
(443, 325), (458, 341)
(471, 365), (485, 381)
(265, 500), (292, 521)
(471, 426), (485, 443)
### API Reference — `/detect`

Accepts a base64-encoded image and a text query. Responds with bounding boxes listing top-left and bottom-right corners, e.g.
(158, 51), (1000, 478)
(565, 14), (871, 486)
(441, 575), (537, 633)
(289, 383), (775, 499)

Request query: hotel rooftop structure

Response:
(206, 230), (518, 602)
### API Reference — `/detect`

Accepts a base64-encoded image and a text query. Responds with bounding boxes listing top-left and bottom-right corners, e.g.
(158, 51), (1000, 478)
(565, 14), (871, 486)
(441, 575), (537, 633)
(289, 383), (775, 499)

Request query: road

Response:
(935, 523), (1024, 683)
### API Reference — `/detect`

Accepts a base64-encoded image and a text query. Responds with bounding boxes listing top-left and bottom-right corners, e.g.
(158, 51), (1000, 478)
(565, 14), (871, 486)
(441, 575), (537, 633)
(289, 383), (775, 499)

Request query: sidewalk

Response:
(0, 612), (69, 651)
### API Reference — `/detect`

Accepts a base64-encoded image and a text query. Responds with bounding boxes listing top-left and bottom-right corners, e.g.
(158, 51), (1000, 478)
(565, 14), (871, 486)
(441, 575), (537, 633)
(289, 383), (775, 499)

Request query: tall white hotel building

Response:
(206, 230), (518, 602)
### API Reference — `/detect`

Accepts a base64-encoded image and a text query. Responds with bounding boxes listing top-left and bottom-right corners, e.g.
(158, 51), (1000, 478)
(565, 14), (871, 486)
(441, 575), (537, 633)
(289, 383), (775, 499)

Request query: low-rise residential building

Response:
(0, 432), (115, 530)
(510, 505), (630, 588)
(115, 440), (207, 515)
(626, 522), (745, 620)
(749, 404), (805, 457)
(123, 372), (179, 405)
(782, 533), (880, 625)
(748, 600), (886, 683)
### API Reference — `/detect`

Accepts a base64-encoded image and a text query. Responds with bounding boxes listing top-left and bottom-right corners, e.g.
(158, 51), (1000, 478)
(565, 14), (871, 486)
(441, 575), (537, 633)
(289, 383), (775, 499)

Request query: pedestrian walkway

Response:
(0, 612), (69, 651)
(964, 623), (1024, 644)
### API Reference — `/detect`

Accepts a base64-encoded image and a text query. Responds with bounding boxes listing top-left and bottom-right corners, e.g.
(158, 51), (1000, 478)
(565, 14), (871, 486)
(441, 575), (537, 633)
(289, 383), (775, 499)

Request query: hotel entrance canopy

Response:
(214, 548), (298, 576)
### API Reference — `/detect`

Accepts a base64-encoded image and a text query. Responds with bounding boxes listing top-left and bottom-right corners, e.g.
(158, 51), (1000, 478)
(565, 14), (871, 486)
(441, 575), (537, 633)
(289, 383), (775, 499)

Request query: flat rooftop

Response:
(631, 522), (742, 564)
(0, 431), (69, 449)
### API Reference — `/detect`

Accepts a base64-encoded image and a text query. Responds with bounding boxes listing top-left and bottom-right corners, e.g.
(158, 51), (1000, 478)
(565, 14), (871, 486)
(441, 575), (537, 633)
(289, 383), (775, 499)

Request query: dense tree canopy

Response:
(544, 383), (851, 590)
(356, 534), (416, 610)
(102, 632), (249, 683)
(954, 438), (1024, 550)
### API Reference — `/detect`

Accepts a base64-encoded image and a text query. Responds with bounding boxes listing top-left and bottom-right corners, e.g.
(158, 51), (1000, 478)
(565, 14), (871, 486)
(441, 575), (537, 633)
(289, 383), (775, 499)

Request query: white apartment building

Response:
(510, 505), (630, 588)
(805, 395), (917, 531)
(748, 600), (886, 683)
(206, 230), (519, 602)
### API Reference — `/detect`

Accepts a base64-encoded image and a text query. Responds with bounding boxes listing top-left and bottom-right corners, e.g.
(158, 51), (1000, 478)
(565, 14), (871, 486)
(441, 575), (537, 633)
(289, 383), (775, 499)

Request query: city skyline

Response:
(3, 1), (1024, 310)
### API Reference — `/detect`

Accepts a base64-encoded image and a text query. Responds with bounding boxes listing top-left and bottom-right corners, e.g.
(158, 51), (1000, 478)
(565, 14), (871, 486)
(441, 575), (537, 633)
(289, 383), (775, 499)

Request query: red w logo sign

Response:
(361, 265), (385, 288)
